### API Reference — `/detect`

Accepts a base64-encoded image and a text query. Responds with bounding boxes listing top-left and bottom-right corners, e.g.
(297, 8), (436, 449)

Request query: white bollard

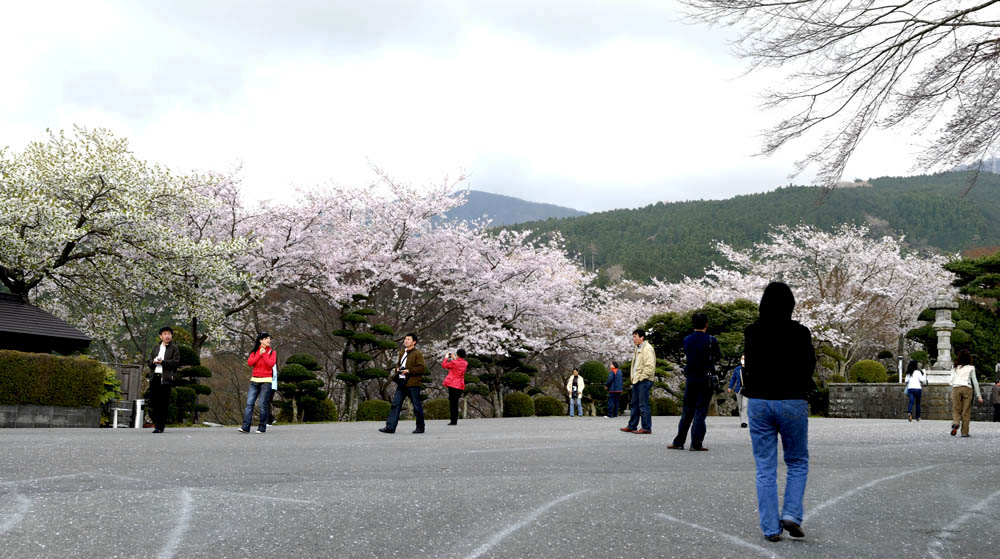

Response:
(133, 399), (144, 428)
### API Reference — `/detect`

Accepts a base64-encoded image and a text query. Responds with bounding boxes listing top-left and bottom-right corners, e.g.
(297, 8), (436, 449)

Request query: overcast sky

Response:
(2, 1), (927, 212)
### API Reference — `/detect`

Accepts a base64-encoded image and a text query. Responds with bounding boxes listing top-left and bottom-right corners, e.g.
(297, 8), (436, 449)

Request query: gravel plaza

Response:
(1, 416), (997, 559)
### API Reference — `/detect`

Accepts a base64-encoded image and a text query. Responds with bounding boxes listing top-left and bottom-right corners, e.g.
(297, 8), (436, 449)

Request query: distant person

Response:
(950, 349), (983, 437)
(605, 361), (623, 418)
(567, 368), (585, 417)
(381, 333), (427, 434)
(148, 326), (180, 434)
(992, 376), (1000, 422)
(441, 349), (468, 425)
(903, 360), (927, 422)
(669, 312), (721, 451)
(621, 329), (655, 434)
(727, 355), (747, 428)
(240, 332), (276, 434)
(741, 282), (816, 542)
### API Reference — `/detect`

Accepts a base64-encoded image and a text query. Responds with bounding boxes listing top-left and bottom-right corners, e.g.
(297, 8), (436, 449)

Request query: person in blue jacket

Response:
(727, 355), (747, 428)
(605, 361), (623, 418)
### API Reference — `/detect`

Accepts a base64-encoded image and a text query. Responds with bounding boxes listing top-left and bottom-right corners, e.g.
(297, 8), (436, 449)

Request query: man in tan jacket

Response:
(621, 328), (656, 434)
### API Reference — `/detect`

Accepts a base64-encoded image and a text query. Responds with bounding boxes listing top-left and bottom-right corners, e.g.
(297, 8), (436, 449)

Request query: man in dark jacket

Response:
(669, 312), (720, 451)
(148, 326), (181, 433)
(381, 333), (427, 434)
(604, 361), (623, 418)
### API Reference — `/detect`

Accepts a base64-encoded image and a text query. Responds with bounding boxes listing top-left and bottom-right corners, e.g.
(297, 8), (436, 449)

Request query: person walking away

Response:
(442, 349), (468, 425)
(605, 361), (623, 418)
(669, 312), (721, 451)
(621, 329), (655, 434)
(741, 282), (816, 542)
(148, 326), (180, 433)
(950, 349), (983, 437)
(727, 355), (748, 428)
(993, 375), (1000, 422)
(381, 333), (427, 434)
(567, 368), (585, 416)
(903, 360), (927, 422)
(240, 332), (276, 433)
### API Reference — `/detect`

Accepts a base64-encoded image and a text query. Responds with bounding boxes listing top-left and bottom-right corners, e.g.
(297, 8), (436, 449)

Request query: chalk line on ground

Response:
(804, 464), (938, 521)
(464, 490), (588, 559)
(158, 488), (194, 559)
(657, 513), (784, 559)
(0, 495), (33, 535)
(927, 487), (1000, 559)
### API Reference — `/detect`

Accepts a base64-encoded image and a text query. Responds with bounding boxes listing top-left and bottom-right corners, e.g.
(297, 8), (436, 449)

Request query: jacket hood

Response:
(758, 281), (795, 322)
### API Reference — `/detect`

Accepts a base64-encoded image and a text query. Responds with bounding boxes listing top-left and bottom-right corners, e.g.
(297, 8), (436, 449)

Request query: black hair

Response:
(632, 329), (645, 339)
(405, 333), (419, 343)
(456, 349), (466, 358)
(158, 326), (174, 335)
(956, 349), (972, 367)
(251, 332), (272, 355)
(611, 361), (619, 369)
(759, 281), (796, 322)
(906, 360), (920, 376)
(692, 312), (708, 330)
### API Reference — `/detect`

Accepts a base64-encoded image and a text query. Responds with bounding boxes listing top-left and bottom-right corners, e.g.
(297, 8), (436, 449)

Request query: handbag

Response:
(271, 363), (278, 390)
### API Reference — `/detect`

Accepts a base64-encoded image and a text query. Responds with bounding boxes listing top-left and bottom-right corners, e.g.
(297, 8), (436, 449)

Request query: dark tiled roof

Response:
(0, 294), (91, 341)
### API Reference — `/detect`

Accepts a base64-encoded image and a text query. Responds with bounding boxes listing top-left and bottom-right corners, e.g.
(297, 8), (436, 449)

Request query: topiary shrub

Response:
(533, 395), (564, 416)
(308, 398), (338, 422)
(651, 397), (680, 416)
(877, 350), (894, 360)
(828, 375), (848, 383)
(502, 392), (535, 417)
(848, 360), (888, 383)
(423, 398), (450, 420)
(356, 399), (391, 421)
(909, 350), (929, 365)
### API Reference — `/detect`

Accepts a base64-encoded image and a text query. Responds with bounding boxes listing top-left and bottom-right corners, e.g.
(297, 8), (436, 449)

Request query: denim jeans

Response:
(242, 382), (272, 432)
(748, 398), (809, 537)
(673, 378), (711, 448)
(626, 380), (652, 431)
(385, 385), (425, 431)
(607, 392), (621, 417)
(906, 388), (922, 419)
(569, 397), (583, 416)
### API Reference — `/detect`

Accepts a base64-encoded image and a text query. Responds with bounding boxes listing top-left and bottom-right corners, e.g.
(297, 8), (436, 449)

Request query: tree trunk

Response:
(291, 398), (298, 423)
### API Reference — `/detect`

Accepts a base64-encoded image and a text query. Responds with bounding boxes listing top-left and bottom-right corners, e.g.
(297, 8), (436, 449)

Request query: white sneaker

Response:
(237, 428), (249, 433)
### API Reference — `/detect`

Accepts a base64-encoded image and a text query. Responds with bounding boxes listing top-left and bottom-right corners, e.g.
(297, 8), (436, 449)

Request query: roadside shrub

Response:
(876, 350), (894, 359)
(423, 398), (450, 420)
(0, 350), (107, 407)
(310, 398), (338, 422)
(651, 397), (680, 416)
(503, 392), (535, 417)
(533, 396), (564, 416)
(848, 360), (888, 383)
(356, 399), (391, 421)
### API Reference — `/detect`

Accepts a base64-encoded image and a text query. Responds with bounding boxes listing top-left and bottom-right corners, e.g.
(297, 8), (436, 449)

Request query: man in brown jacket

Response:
(380, 333), (427, 434)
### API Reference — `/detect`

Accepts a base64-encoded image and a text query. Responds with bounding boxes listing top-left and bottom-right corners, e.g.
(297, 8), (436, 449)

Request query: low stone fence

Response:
(0, 404), (100, 428)
(829, 383), (996, 421)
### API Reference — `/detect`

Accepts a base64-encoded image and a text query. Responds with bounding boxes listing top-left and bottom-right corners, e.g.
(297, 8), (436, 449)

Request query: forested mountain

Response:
(508, 172), (1000, 283)
(446, 190), (586, 226)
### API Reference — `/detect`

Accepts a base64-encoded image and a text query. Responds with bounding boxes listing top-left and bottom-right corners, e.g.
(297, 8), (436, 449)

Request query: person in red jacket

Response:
(241, 332), (277, 433)
(442, 349), (468, 425)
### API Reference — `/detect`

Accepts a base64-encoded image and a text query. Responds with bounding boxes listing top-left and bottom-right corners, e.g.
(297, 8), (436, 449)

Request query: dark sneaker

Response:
(781, 520), (804, 538)
(667, 444), (684, 450)
(633, 428), (652, 434)
(620, 427), (636, 433)
(412, 428), (425, 434)
(961, 434), (970, 438)
(951, 424), (958, 436)
(690, 446), (709, 451)
(765, 534), (782, 542)
(740, 423), (748, 428)
(152, 429), (164, 434)
(378, 427), (394, 434)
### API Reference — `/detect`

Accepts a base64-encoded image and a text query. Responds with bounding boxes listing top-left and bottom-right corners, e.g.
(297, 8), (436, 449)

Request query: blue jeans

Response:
(748, 398), (809, 537)
(906, 388), (922, 419)
(607, 392), (621, 417)
(242, 382), (272, 432)
(569, 397), (583, 416)
(385, 385), (424, 431)
(672, 378), (711, 448)
(626, 380), (652, 431)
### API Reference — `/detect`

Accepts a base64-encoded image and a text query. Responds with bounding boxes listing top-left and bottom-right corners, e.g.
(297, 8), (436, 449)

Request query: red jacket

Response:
(442, 357), (468, 390)
(247, 347), (277, 378)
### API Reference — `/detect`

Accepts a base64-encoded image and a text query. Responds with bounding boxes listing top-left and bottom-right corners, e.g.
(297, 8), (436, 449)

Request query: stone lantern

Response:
(926, 292), (959, 385)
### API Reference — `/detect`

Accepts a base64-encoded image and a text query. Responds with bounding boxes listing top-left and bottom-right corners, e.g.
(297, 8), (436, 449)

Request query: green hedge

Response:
(533, 396), (564, 416)
(0, 350), (108, 407)
(503, 392), (535, 417)
(356, 399), (391, 421)
(423, 398), (450, 420)
(651, 397), (680, 416)
(849, 360), (888, 383)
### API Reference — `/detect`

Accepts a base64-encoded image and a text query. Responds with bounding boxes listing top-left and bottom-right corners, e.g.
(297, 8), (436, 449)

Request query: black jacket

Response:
(148, 341), (181, 383)
(740, 282), (816, 400)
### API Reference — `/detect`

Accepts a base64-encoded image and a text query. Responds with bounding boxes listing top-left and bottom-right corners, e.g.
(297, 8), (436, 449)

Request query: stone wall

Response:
(829, 383), (997, 421)
(0, 405), (100, 428)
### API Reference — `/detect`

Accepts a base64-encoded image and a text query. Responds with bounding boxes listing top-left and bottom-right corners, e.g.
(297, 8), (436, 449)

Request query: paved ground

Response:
(1, 416), (998, 559)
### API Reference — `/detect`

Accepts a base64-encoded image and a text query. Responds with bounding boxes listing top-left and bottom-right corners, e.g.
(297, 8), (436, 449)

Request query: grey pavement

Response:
(1, 416), (998, 559)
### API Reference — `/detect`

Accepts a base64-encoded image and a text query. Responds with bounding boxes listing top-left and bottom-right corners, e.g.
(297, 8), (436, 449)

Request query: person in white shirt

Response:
(566, 368), (585, 417)
(903, 360), (926, 422)
(950, 349), (983, 437)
